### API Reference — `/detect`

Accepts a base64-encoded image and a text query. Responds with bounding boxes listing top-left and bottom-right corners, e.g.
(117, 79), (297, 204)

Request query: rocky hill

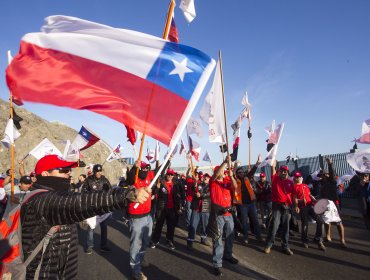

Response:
(0, 98), (127, 185)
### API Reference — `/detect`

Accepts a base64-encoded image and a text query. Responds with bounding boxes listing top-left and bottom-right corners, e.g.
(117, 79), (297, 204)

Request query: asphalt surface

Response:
(76, 212), (370, 280)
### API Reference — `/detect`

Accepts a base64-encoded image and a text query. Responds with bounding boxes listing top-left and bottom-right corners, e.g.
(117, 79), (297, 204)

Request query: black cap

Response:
(93, 164), (103, 173)
(20, 175), (32, 184)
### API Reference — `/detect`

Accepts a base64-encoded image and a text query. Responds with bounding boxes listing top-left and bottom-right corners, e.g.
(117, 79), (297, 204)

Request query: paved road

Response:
(76, 212), (370, 280)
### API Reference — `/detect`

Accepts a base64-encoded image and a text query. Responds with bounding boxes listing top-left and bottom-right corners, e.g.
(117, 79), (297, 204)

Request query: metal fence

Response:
(257, 152), (355, 198)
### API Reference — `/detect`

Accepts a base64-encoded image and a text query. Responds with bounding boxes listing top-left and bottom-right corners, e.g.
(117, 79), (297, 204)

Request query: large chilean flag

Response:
(6, 15), (215, 146)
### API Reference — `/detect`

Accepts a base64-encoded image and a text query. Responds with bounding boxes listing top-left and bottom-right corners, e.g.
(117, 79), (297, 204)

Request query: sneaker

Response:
(324, 237), (332, 243)
(166, 240), (175, 250)
(201, 239), (211, 247)
(132, 272), (148, 280)
(223, 256), (239, 264)
(213, 267), (223, 277)
(187, 241), (193, 250)
(303, 243), (309, 249)
(264, 247), (271, 254)
(100, 246), (112, 253)
(318, 242), (326, 251)
(241, 239), (248, 246)
(283, 248), (294, 256)
(85, 247), (93, 254)
(150, 241), (158, 249)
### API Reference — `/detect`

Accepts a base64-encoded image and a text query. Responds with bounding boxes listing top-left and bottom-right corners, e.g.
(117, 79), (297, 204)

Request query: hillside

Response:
(0, 99), (126, 184)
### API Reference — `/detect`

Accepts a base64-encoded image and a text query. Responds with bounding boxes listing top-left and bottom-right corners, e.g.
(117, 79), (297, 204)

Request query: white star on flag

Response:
(169, 58), (193, 82)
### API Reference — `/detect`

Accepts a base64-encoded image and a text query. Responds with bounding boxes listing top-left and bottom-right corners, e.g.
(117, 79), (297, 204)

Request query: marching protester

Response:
(151, 161), (184, 250)
(264, 161), (295, 255)
(207, 156), (238, 277)
(126, 160), (155, 280)
(292, 172), (326, 250)
(256, 172), (272, 229)
(234, 157), (263, 246)
(81, 164), (113, 254)
(348, 172), (370, 230)
(187, 172), (211, 249)
(317, 157), (347, 247)
(185, 169), (200, 227)
(1, 154), (150, 279)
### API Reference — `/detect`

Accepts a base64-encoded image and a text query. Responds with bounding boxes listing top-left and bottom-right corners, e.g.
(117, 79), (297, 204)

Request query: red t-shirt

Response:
(128, 171), (154, 216)
(294, 183), (312, 207)
(210, 178), (233, 216)
(165, 181), (174, 209)
(271, 174), (294, 205)
(186, 177), (196, 202)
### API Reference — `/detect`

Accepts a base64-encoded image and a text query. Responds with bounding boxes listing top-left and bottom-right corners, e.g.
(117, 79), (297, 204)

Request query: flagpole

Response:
(7, 51), (15, 203)
(248, 118), (252, 171)
(134, 0), (176, 183)
(218, 50), (231, 170)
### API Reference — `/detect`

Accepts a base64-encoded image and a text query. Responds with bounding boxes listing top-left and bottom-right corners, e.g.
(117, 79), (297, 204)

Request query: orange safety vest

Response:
(235, 177), (256, 204)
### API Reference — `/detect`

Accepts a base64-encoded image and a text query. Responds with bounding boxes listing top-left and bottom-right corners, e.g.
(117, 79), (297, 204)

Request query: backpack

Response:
(0, 189), (59, 280)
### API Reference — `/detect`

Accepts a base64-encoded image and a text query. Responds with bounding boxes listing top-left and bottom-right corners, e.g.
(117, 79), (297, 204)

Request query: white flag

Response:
(259, 123), (285, 168)
(180, 0), (196, 23)
(186, 117), (203, 138)
(106, 144), (122, 162)
(346, 148), (370, 173)
(29, 138), (63, 160)
(154, 141), (160, 161)
(242, 91), (251, 121)
(63, 140), (80, 161)
(1, 119), (21, 149)
(199, 60), (225, 143)
(203, 150), (211, 163)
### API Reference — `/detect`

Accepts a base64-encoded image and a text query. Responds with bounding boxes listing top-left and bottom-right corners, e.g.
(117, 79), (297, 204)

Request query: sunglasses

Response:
(49, 167), (72, 174)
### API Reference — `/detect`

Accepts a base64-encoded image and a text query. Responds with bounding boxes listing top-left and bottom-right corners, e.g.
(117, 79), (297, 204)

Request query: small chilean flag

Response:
(71, 126), (100, 151)
(188, 135), (201, 161)
(6, 15), (215, 147)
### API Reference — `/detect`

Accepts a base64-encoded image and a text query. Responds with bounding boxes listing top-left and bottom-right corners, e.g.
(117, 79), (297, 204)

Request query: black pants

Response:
(152, 208), (176, 243)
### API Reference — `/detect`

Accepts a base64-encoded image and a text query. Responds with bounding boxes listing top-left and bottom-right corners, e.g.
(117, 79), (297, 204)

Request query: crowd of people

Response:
(1, 153), (369, 280)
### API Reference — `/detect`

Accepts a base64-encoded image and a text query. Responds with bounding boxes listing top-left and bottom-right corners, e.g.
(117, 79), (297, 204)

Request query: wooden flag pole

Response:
(248, 119), (251, 171)
(134, 0), (176, 183)
(218, 50), (232, 171)
(9, 93), (15, 203)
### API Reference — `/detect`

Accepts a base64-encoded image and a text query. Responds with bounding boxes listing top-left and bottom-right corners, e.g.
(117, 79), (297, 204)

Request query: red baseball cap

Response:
(140, 162), (150, 168)
(293, 171), (302, 178)
(279, 165), (289, 172)
(29, 171), (36, 177)
(260, 172), (266, 178)
(166, 169), (175, 175)
(35, 155), (78, 175)
(213, 166), (220, 173)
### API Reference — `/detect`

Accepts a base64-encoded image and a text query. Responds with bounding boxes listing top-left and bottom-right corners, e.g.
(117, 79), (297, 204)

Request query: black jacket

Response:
(81, 174), (112, 192)
(190, 183), (211, 213)
(154, 180), (183, 213)
(319, 163), (339, 202)
(20, 176), (133, 279)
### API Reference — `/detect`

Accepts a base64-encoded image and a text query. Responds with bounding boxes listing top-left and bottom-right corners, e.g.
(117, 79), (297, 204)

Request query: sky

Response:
(1, 0), (370, 168)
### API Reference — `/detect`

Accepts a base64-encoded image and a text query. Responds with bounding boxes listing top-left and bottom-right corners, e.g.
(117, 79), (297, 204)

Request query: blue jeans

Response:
(259, 201), (272, 226)
(213, 215), (234, 268)
(129, 215), (153, 274)
(86, 218), (108, 248)
(240, 203), (261, 240)
(185, 201), (192, 227)
(265, 205), (291, 250)
(188, 211), (210, 242)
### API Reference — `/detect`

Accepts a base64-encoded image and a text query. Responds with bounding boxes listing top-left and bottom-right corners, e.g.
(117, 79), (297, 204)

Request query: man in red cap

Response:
(292, 171), (325, 251)
(151, 166), (183, 250)
(207, 156), (238, 277)
(14, 154), (150, 280)
(264, 161), (295, 255)
(126, 160), (156, 280)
